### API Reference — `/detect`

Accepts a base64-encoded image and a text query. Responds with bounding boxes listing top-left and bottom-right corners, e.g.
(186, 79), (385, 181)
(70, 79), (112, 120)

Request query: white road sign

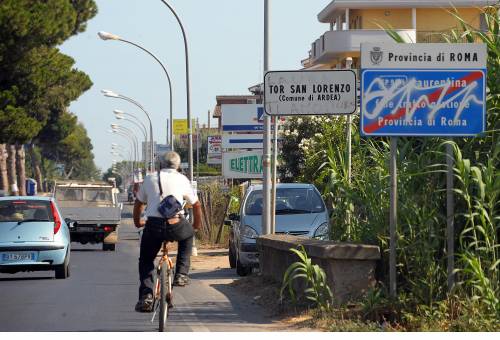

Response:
(361, 43), (486, 69)
(264, 70), (357, 116)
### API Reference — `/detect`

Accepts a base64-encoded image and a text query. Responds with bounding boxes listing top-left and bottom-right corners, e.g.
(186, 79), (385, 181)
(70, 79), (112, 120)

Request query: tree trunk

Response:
(16, 144), (26, 196)
(0, 144), (9, 193)
(7, 145), (18, 196)
(29, 143), (43, 192)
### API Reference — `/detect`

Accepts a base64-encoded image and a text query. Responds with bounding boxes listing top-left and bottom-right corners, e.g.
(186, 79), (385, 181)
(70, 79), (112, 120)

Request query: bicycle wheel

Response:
(159, 260), (168, 332)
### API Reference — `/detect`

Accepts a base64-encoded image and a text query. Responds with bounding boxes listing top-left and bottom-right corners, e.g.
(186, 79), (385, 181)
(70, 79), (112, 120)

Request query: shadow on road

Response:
(189, 268), (235, 280)
(0, 276), (54, 282)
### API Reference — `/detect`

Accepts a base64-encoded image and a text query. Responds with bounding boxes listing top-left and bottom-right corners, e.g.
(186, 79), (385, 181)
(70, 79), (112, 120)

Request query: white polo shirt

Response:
(136, 169), (198, 218)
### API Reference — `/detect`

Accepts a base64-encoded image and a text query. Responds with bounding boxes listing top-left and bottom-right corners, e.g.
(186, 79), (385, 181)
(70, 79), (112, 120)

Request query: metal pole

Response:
(262, 0), (271, 236)
(117, 38), (174, 152)
(271, 116), (278, 234)
(159, 0), (193, 181)
(106, 93), (155, 172)
(346, 59), (353, 239)
(446, 142), (455, 291)
(196, 118), (199, 180)
(389, 137), (398, 298)
(120, 117), (149, 168)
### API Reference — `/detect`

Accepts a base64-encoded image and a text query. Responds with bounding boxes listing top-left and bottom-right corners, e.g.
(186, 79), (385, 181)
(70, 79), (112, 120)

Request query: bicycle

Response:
(151, 240), (174, 332)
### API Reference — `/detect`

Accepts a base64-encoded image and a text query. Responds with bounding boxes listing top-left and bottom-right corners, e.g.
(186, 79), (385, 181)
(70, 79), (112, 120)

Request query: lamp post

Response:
(111, 129), (141, 184)
(98, 31), (174, 151)
(102, 89), (155, 172)
(113, 111), (149, 167)
(109, 127), (139, 170)
(110, 133), (138, 181)
(158, 0), (193, 181)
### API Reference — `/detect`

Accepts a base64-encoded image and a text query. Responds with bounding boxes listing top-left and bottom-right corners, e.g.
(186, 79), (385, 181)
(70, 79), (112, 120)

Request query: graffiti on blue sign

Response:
(361, 69), (486, 136)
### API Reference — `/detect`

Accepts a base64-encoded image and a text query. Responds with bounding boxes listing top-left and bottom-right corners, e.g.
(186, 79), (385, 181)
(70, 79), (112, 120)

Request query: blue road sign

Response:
(360, 69), (486, 136)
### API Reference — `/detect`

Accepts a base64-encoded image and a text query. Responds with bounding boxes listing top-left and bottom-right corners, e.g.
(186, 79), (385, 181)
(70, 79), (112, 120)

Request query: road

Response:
(0, 204), (285, 332)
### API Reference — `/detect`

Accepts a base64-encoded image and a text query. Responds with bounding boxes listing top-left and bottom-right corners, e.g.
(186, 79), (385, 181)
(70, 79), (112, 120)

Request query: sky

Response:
(60, 0), (332, 171)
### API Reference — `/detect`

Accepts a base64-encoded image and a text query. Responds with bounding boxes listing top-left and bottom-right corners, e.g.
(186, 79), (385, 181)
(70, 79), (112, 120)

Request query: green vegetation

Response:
(279, 6), (499, 330)
(280, 245), (333, 312)
(0, 0), (99, 193)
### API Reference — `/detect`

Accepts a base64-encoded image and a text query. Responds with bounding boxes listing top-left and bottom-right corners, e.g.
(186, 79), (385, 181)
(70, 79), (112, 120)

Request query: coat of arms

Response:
(370, 47), (383, 65)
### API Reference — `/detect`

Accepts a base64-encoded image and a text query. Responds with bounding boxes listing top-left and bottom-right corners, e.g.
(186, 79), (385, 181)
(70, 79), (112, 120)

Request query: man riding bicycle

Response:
(133, 151), (202, 312)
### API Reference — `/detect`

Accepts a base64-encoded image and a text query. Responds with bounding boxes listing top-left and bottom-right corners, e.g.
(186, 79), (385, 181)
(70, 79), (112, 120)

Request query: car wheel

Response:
(228, 242), (236, 269)
(236, 259), (251, 276)
(55, 256), (70, 279)
(103, 243), (116, 251)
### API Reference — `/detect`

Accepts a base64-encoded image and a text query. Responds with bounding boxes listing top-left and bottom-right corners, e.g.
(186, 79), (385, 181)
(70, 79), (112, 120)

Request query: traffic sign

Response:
(264, 70), (357, 116)
(360, 43), (487, 137)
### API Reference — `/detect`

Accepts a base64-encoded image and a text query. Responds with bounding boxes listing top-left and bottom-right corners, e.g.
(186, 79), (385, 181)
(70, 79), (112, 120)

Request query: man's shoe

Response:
(173, 274), (190, 287)
(134, 293), (153, 313)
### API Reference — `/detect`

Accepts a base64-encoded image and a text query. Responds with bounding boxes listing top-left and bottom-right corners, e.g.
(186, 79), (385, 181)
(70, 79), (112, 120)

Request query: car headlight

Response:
(313, 223), (329, 240)
(241, 225), (259, 239)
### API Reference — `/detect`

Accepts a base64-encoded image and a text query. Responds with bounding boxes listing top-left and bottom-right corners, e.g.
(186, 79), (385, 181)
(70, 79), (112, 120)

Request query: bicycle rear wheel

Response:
(159, 261), (169, 332)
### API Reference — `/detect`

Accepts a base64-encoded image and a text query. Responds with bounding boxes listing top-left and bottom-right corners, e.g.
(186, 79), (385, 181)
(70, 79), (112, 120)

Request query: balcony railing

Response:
(310, 29), (416, 64)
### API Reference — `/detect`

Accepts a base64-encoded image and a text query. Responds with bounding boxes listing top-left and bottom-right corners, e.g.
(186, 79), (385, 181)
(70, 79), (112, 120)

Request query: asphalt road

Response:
(0, 203), (285, 332)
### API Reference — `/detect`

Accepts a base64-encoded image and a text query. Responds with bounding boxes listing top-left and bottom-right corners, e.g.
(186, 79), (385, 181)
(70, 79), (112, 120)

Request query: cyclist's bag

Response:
(157, 171), (182, 219)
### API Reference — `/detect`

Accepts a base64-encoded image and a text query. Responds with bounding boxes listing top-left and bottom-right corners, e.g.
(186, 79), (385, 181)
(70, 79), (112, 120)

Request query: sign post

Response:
(361, 42), (486, 297)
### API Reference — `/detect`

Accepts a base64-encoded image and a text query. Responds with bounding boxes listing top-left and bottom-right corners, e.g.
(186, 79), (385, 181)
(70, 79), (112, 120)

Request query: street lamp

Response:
(113, 110), (149, 146)
(98, 31), (174, 151)
(158, 0), (193, 181)
(113, 110), (149, 167)
(110, 128), (141, 183)
(102, 89), (155, 172)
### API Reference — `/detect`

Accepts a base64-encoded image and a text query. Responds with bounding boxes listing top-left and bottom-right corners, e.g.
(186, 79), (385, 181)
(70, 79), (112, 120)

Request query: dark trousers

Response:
(138, 216), (194, 298)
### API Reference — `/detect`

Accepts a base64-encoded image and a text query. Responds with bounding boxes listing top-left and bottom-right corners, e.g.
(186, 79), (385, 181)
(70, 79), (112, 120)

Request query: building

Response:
(212, 84), (263, 132)
(304, 0), (493, 70)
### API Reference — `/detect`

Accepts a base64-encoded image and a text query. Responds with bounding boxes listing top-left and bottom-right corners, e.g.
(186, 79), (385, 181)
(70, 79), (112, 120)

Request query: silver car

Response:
(0, 196), (71, 279)
(228, 183), (330, 276)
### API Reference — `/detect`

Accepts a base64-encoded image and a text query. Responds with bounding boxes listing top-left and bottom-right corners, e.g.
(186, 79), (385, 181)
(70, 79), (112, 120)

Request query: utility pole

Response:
(262, 0), (271, 236)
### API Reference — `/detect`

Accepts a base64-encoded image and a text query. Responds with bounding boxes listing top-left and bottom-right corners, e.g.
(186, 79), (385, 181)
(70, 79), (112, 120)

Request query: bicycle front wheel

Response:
(159, 261), (169, 332)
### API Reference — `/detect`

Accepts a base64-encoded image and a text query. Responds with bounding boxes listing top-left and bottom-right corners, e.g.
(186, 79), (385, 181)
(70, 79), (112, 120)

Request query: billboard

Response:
(207, 135), (222, 165)
(221, 104), (263, 132)
(222, 151), (263, 179)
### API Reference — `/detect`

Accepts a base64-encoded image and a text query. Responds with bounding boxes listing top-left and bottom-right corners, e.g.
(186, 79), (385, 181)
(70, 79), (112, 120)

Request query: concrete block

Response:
(256, 234), (380, 304)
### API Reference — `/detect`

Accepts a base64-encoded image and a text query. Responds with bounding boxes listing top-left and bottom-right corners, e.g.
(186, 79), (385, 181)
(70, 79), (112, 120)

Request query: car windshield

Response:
(244, 188), (325, 215)
(56, 188), (83, 201)
(0, 200), (54, 223)
(85, 189), (112, 202)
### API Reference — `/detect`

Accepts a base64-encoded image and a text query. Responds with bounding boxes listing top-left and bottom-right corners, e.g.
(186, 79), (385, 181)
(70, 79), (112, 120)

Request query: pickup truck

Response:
(53, 181), (121, 251)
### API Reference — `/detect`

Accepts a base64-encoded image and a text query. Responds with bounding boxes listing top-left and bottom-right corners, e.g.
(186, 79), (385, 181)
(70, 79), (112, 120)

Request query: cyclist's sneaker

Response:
(173, 273), (190, 287)
(134, 293), (153, 313)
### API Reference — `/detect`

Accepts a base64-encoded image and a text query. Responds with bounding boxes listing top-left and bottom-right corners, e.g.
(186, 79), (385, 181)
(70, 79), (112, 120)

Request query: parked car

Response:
(227, 183), (330, 276)
(0, 196), (72, 279)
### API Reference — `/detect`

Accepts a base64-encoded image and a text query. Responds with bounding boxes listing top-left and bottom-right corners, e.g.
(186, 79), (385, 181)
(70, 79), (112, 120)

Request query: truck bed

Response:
(60, 207), (121, 225)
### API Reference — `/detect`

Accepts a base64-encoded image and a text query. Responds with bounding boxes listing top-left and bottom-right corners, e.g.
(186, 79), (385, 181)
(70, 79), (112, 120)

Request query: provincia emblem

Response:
(370, 47), (383, 65)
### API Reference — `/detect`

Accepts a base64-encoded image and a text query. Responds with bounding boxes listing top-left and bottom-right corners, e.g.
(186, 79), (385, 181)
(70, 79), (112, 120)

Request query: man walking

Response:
(133, 151), (202, 312)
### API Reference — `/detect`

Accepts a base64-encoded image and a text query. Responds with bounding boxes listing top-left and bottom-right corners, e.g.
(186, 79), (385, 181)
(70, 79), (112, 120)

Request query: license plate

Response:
(1, 252), (37, 263)
(77, 226), (95, 232)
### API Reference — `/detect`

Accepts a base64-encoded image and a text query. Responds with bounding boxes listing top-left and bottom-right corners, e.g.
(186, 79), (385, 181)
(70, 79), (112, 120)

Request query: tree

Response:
(0, 0), (97, 191)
